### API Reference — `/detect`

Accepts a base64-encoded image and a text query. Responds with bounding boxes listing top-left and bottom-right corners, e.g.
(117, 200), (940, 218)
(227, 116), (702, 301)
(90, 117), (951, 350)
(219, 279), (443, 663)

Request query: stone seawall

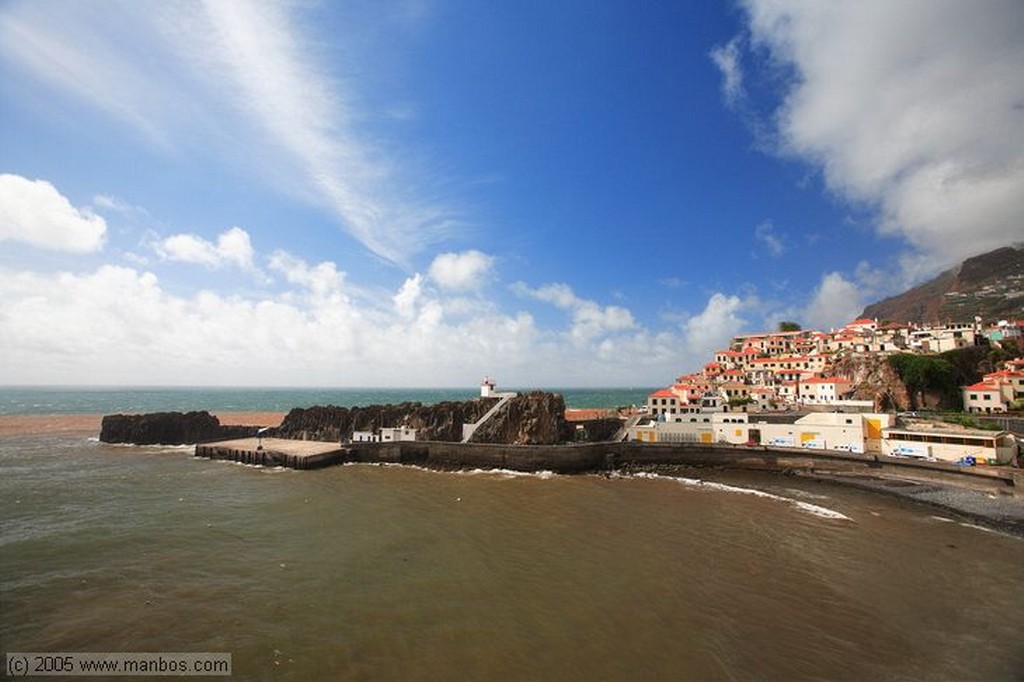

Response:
(345, 440), (1021, 493)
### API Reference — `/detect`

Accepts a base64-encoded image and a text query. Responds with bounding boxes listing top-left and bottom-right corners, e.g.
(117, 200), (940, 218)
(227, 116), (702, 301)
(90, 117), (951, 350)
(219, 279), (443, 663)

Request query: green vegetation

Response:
(938, 343), (1022, 387)
(941, 414), (1002, 431)
(727, 396), (755, 408)
(778, 321), (802, 332)
(888, 353), (961, 409)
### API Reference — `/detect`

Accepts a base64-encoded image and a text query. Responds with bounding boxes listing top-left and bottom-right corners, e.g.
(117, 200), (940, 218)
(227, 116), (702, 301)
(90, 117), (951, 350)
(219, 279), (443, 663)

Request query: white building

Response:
(882, 425), (1016, 464)
(631, 412), (892, 454)
(481, 377), (498, 398)
(351, 426), (418, 443)
(799, 377), (854, 405)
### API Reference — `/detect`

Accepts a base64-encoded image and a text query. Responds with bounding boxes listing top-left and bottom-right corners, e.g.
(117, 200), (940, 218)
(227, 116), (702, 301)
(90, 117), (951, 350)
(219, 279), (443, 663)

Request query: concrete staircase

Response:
(461, 392), (517, 442)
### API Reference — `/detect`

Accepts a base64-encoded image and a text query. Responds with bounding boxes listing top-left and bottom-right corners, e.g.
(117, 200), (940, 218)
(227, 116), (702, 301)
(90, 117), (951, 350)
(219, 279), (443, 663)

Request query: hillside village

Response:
(633, 317), (1024, 465)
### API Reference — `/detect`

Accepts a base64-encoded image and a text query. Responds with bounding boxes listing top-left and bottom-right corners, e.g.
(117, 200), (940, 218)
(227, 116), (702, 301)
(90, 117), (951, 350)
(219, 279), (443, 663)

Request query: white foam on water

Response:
(958, 522), (998, 534)
(455, 467), (557, 480)
(340, 462), (558, 480)
(632, 472), (851, 521)
(783, 487), (831, 501)
(930, 515), (956, 523)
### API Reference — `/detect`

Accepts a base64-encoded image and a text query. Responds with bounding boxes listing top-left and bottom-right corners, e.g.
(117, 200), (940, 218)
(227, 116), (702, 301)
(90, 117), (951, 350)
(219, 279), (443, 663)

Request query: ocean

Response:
(0, 386), (655, 416)
(2, 388), (1024, 680)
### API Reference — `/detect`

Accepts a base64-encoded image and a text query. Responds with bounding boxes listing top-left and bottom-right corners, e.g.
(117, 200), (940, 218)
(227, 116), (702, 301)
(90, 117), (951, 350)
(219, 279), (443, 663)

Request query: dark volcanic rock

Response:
(468, 392), (573, 445)
(100, 411), (258, 445)
(273, 399), (497, 442)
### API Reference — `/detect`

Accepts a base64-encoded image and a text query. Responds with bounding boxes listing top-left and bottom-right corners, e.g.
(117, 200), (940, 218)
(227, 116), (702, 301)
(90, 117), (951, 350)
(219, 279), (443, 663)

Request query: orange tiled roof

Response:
(801, 377), (851, 384)
(966, 382), (1000, 392)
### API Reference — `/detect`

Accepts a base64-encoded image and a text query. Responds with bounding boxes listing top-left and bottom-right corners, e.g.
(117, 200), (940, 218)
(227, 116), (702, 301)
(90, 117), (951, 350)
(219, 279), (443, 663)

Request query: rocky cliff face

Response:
(100, 411), (259, 445)
(272, 399), (497, 442)
(861, 245), (1024, 323)
(830, 354), (912, 411)
(467, 392), (572, 445)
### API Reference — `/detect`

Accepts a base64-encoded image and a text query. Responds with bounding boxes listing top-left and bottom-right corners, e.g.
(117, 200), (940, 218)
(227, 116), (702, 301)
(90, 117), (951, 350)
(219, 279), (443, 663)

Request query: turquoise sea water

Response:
(0, 387), (655, 416)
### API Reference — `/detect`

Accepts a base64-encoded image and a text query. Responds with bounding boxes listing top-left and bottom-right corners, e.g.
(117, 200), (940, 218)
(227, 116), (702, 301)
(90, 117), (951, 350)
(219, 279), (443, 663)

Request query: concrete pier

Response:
(195, 437), (345, 470)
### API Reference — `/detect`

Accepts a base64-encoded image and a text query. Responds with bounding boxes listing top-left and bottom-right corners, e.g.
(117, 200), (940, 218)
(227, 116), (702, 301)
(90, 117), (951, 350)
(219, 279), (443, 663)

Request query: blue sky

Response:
(1, 0), (1022, 387)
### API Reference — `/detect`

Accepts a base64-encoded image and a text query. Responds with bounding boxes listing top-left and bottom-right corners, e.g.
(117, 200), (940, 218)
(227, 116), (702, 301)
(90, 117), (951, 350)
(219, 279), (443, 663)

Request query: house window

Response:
(970, 394), (978, 400)
(983, 394), (991, 401)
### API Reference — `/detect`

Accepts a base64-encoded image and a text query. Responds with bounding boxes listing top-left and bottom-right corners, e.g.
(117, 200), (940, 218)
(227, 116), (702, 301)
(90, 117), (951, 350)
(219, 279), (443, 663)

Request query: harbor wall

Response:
(346, 440), (1020, 492)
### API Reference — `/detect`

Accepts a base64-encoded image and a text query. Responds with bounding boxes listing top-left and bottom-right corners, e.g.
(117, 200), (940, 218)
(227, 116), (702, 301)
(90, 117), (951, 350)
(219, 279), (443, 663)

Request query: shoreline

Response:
(0, 412), (286, 437)
(4, 412), (1023, 537)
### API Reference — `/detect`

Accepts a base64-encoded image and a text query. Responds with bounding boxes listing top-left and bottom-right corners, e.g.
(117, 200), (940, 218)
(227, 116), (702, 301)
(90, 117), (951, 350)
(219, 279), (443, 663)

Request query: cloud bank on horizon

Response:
(1, 0), (1021, 387)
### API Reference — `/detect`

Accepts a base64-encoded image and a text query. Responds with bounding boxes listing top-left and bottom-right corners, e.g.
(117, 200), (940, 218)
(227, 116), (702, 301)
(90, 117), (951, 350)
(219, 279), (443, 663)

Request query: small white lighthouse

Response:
(480, 377), (497, 398)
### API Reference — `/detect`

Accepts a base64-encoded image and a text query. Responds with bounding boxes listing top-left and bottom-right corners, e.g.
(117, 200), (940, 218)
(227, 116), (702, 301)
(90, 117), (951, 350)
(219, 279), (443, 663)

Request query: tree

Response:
(888, 353), (960, 409)
(778, 321), (802, 332)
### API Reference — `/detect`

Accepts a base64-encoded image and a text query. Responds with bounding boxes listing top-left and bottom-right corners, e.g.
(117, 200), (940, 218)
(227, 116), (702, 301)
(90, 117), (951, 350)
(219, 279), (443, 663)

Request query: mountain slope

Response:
(861, 245), (1024, 323)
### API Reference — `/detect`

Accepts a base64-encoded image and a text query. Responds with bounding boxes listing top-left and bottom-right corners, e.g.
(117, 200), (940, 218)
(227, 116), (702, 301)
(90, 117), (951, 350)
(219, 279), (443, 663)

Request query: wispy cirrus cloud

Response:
(753, 219), (785, 257)
(0, 0), (455, 265)
(709, 37), (744, 109)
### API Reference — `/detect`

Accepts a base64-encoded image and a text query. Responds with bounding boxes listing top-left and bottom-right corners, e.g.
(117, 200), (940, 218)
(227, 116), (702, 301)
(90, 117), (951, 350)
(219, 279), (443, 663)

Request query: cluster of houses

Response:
(635, 317), (1024, 465)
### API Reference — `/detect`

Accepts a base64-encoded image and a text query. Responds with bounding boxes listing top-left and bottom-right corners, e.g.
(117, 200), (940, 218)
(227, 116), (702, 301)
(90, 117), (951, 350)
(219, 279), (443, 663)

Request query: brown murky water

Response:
(3, 426), (1023, 680)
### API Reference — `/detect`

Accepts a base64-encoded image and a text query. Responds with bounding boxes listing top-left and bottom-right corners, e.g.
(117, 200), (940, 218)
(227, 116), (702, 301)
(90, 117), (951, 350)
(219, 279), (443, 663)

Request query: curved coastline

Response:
(339, 440), (1024, 538)
(0, 412), (285, 437)
(5, 412), (1021, 537)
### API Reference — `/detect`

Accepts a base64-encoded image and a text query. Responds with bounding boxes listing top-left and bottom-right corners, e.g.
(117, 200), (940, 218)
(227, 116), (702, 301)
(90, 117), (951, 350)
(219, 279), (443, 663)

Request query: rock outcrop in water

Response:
(467, 392), (573, 445)
(272, 399), (498, 442)
(100, 411), (259, 445)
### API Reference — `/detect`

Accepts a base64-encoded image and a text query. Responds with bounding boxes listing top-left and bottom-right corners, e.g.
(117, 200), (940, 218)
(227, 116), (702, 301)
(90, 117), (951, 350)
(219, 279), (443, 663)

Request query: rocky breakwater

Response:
(272, 399), (498, 442)
(272, 392), (578, 445)
(100, 411), (260, 445)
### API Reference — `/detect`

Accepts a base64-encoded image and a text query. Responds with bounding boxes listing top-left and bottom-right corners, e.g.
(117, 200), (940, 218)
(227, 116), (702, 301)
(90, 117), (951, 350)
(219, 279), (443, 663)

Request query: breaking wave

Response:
(632, 472), (851, 520)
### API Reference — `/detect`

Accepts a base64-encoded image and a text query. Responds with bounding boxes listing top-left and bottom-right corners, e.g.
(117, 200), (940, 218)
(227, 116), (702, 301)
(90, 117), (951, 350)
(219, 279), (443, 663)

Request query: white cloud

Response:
(156, 227), (255, 271)
(682, 293), (746, 358)
(738, 0), (1024, 265)
(427, 250), (494, 291)
(0, 1), (456, 265)
(268, 250), (347, 300)
(0, 263), (566, 386)
(801, 272), (864, 330)
(393, 273), (424, 318)
(709, 37), (744, 108)
(0, 254), (786, 387)
(512, 282), (636, 342)
(754, 219), (785, 257)
(0, 173), (106, 253)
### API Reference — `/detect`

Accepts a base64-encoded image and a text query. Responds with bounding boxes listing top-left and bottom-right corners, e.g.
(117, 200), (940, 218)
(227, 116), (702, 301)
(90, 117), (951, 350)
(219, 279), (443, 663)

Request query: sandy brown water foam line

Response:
(0, 412), (285, 437)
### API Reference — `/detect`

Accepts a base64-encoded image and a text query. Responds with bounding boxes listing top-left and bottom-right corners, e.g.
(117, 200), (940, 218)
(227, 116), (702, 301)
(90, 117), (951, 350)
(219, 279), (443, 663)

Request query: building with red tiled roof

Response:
(964, 369), (1024, 412)
(963, 382), (1006, 413)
